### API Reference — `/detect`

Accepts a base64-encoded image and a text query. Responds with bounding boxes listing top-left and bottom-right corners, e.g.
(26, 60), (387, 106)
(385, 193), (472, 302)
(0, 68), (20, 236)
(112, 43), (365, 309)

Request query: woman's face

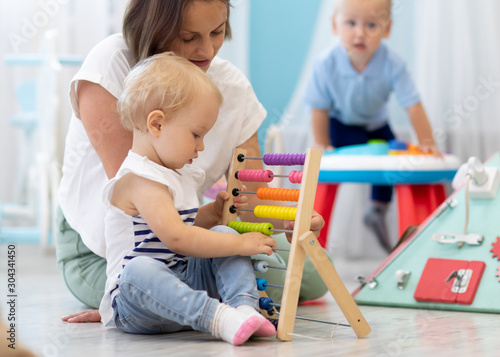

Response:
(169, 0), (228, 72)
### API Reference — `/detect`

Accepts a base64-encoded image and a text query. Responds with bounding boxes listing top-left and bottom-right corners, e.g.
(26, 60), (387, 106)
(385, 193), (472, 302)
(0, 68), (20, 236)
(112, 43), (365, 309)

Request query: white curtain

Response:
(414, 0), (500, 162)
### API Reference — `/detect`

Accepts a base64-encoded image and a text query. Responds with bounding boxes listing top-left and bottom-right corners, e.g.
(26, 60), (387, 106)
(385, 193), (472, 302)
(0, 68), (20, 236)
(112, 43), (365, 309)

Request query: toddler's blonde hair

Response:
(334, 0), (392, 17)
(118, 52), (223, 132)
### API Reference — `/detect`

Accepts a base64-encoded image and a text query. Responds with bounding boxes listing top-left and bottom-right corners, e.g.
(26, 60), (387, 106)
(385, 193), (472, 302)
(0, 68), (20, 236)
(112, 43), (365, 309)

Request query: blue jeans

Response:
(113, 225), (259, 334)
(330, 117), (396, 202)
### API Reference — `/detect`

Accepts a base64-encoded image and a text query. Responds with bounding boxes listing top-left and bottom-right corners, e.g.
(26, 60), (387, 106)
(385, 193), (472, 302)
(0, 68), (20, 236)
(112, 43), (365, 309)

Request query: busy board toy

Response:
(353, 153), (500, 313)
(221, 148), (371, 341)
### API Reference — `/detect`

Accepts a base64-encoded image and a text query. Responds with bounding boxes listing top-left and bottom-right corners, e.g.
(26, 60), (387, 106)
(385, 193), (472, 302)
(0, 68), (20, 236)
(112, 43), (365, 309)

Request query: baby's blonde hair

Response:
(118, 52), (223, 132)
(334, 0), (392, 17)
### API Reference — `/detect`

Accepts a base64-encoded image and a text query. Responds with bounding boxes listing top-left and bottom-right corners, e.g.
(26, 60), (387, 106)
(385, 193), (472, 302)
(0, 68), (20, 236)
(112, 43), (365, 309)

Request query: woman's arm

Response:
(78, 81), (133, 179)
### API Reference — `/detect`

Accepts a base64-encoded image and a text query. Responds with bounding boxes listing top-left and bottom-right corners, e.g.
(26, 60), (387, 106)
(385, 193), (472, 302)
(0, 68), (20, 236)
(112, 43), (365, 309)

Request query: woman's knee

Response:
(210, 224), (239, 234)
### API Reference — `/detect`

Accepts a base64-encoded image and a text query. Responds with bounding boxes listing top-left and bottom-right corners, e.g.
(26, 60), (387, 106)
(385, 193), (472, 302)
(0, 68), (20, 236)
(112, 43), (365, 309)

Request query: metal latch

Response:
(356, 275), (378, 289)
(395, 270), (411, 290)
(432, 233), (483, 246)
(446, 269), (472, 293)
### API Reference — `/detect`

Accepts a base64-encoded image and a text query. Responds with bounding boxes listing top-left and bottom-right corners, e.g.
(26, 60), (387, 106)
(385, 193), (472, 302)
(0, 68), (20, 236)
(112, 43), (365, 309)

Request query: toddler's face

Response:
(333, 0), (392, 61)
(153, 93), (219, 170)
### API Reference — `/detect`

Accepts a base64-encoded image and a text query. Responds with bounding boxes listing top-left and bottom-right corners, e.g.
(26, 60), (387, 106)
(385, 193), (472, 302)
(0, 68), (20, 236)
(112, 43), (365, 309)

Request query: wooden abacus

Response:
(221, 148), (371, 341)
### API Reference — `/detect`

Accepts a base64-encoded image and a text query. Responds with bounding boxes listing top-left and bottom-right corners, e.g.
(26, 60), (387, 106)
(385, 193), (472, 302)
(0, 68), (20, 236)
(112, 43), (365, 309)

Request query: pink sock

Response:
(211, 304), (263, 345)
(236, 305), (276, 337)
(232, 316), (262, 345)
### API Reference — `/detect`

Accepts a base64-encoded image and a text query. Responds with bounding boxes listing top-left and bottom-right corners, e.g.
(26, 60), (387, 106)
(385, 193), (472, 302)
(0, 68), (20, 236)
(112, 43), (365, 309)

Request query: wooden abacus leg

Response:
(276, 148), (322, 341)
(276, 237), (307, 341)
(299, 231), (371, 338)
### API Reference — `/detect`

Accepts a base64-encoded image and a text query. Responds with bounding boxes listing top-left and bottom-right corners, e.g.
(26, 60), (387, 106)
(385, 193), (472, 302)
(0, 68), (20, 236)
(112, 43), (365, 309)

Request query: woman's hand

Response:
(62, 310), (101, 323)
(283, 209), (325, 243)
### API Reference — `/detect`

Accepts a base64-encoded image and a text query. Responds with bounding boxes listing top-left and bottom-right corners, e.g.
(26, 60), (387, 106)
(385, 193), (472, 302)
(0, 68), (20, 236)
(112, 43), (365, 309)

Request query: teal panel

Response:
(249, 0), (322, 150)
(354, 153), (500, 313)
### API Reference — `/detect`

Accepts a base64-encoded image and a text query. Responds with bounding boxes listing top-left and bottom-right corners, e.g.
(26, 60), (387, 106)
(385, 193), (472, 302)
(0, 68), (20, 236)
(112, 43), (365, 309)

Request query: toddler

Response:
(99, 52), (276, 345)
(304, 0), (440, 251)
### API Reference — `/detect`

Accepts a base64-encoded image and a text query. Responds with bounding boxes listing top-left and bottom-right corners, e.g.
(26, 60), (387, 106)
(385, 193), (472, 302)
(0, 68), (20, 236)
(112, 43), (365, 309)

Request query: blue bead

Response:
(259, 297), (274, 311)
(256, 278), (268, 291)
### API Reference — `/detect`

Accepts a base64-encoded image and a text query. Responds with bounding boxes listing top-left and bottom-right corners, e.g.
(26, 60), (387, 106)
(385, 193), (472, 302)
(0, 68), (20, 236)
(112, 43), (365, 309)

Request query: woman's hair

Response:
(123, 0), (232, 63)
(118, 52), (223, 133)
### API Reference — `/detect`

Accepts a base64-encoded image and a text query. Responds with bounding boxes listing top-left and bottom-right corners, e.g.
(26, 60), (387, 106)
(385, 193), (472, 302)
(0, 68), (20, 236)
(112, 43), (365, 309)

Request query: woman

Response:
(57, 0), (327, 322)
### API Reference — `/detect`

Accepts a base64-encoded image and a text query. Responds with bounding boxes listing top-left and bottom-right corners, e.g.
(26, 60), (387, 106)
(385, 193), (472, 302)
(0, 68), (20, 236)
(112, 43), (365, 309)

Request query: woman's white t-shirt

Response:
(58, 34), (267, 258)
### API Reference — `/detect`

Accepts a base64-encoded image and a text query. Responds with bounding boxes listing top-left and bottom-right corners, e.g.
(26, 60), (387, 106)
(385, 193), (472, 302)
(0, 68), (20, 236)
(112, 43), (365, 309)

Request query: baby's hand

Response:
(240, 232), (277, 256)
(213, 191), (230, 220)
(419, 142), (442, 158)
(232, 185), (249, 215)
(213, 186), (249, 219)
(313, 143), (335, 152)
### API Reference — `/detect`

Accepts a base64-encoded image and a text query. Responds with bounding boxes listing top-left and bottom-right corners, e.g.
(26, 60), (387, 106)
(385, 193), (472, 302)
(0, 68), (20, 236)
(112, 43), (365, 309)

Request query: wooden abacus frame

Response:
(222, 148), (371, 341)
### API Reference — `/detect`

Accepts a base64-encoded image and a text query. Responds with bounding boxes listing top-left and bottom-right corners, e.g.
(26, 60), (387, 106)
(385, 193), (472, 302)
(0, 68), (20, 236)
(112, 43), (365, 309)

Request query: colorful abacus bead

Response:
(254, 205), (297, 220)
(253, 260), (269, 273)
(227, 221), (274, 235)
(288, 171), (303, 184)
(256, 278), (269, 291)
(256, 188), (300, 202)
(259, 297), (275, 311)
(263, 153), (306, 166)
(236, 170), (273, 182)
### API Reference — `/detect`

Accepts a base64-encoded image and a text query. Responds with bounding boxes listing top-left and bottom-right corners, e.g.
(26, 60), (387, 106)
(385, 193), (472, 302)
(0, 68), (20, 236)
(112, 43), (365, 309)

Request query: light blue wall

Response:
(249, 0), (322, 148)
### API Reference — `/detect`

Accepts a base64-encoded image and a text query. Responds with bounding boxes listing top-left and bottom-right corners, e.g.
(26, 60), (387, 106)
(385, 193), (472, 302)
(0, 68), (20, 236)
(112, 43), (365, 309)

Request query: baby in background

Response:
(99, 52), (276, 345)
(304, 0), (440, 251)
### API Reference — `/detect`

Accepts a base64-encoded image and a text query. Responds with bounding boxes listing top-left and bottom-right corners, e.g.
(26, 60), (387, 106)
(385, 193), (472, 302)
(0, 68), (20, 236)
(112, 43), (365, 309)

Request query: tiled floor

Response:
(1, 244), (499, 357)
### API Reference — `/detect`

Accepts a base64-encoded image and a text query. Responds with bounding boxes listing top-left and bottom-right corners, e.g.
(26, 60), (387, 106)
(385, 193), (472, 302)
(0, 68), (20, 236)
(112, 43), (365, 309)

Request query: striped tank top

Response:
(100, 150), (205, 326)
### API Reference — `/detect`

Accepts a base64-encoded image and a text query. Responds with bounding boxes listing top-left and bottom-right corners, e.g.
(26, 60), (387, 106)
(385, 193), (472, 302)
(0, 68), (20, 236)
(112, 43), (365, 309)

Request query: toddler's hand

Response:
(230, 185), (249, 217)
(213, 187), (249, 219)
(213, 191), (230, 220)
(240, 232), (277, 256)
(419, 142), (442, 158)
(234, 184), (248, 203)
(313, 143), (335, 152)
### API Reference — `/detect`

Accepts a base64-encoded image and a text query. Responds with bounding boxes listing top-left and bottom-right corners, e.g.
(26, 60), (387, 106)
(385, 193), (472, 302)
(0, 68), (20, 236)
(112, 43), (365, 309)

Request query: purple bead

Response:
(263, 153), (306, 166)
